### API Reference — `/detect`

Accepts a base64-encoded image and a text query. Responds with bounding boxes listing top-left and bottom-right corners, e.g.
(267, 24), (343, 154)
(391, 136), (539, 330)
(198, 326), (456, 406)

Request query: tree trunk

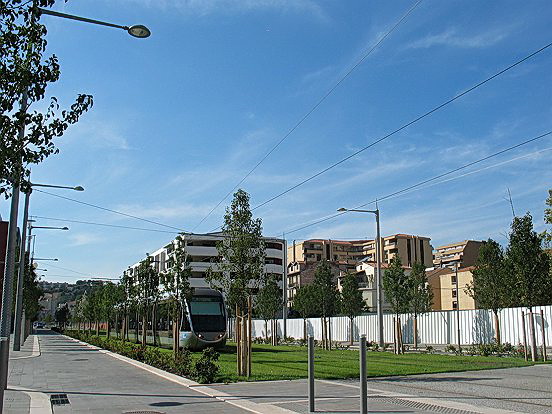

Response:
(142, 313), (147, 346)
(106, 321), (111, 339)
(328, 317), (332, 350)
(493, 310), (501, 345)
(115, 313), (119, 339)
(247, 296), (252, 377)
(173, 312), (180, 355)
(135, 311), (139, 343)
(265, 320), (269, 343)
(349, 317), (354, 346)
(95, 320), (99, 336)
(413, 315), (418, 349)
(528, 308), (537, 361)
(236, 306), (242, 376)
(152, 303), (157, 346)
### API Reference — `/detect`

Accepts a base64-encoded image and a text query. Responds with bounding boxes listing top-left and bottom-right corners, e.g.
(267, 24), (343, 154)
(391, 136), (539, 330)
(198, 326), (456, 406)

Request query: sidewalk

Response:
(5, 330), (551, 413)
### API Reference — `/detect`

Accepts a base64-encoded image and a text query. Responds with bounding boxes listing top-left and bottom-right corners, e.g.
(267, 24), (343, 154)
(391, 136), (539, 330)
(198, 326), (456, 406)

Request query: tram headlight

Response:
(198, 333), (204, 339)
(217, 333), (224, 339)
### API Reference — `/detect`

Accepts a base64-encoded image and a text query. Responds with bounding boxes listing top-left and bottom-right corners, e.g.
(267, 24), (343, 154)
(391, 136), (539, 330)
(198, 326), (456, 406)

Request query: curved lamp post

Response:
(38, 8), (151, 38)
(337, 207), (384, 348)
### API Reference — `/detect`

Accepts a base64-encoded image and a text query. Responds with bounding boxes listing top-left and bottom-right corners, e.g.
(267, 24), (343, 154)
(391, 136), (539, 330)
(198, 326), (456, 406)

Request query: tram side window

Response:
(181, 312), (191, 331)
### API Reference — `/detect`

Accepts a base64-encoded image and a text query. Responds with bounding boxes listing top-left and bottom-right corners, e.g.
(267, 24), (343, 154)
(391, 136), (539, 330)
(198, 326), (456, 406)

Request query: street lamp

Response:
(12, 180), (78, 352)
(337, 207), (384, 348)
(0, 7), (150, 407)
(38, 8), (151, 38)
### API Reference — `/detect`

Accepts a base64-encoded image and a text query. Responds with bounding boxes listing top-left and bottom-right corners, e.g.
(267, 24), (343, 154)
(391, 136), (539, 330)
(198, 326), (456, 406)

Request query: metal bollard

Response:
(308, 335), (315, 412)
(360, 334), (367, 414)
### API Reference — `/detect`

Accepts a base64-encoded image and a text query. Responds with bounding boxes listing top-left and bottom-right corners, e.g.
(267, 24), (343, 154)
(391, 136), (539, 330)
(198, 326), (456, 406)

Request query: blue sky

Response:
(2, 0), (551, 282)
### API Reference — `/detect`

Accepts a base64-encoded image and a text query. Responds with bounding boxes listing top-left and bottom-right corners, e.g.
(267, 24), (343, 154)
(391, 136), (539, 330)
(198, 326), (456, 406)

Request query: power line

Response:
(191, 0), (423, 232)
(282, 131), (552, 236)
(33, 189), (188, 232)
(31, 215), (180, 234)
(250, 41), (552, 213)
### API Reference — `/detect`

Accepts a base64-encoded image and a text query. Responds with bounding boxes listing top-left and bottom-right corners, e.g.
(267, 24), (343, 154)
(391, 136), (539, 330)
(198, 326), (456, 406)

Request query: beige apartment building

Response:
(427, 266), (476, 311)
(287, 260), (347, 306)
(287, 239), (368, 266)
(362, 234), (433, 268)
(433, 240), (485, 269)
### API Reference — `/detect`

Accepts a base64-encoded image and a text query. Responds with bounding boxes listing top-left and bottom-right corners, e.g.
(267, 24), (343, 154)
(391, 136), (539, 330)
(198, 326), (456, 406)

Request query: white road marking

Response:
(10, 335), (41, 360)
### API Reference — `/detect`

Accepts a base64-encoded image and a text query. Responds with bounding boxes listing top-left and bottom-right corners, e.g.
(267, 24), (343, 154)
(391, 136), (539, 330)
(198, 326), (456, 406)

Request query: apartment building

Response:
(287, 260), (348, 307)
(427, 267), (476, 311)
(125, 232), (285, 289)
(433, 240), (485, 269)
(287, 239), (368, 266)
(361, 234), (433, 268)
(337, 260), (412, 312)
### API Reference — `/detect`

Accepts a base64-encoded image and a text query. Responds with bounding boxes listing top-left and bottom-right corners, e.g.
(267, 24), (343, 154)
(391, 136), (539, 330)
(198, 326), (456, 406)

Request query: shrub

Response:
(425, 345), (435, 354)
(194, 347), (220, 384)
(444, 344), (456, 353)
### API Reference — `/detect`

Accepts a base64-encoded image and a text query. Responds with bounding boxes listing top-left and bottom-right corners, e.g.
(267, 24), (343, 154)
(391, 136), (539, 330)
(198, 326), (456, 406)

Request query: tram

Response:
(179, 288), (227, 350)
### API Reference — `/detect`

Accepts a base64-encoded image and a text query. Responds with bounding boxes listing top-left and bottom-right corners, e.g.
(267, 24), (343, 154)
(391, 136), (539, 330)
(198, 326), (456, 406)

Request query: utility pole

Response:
(282, 235), (287, 339)
(455, 264), (461, 351)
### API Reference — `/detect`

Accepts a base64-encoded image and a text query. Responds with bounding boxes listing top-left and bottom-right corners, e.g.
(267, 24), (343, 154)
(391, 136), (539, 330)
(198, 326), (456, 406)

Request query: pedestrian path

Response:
(6, 330), (550, 413)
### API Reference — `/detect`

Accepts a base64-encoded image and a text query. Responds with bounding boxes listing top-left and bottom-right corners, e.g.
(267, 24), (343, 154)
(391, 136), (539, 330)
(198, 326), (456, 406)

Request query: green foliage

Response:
(55, 304), (69, 329)
(382, 256), (411, 315)
(468, 239), (510, 312)
(23, 254), (42, 320)
(312, 261), (339, 318)
(0, 0), (93, 197)
(161, 234), (193, 319)
(340, 272), (365, 320)
(293, 284), (319, 319)
(542, 189), (552, 247)
(256, 275), (282, 322)
(408, 261), (433, 317)
(193, 347), (220, 384)
(206, 189), (266, 313)
(506, 213), (552, 308)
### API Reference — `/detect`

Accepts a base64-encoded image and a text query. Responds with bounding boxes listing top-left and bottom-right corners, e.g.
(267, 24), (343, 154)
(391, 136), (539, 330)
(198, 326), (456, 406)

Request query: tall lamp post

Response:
(337, 207), (384, 348)
(0, 8), (150, 407)
(13, 181), (80, 352)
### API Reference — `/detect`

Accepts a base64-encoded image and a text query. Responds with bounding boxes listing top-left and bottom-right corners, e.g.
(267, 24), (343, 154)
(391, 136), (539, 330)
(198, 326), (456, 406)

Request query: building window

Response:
(452, 301), (458, 309)
(452, 290), (457, 298)
(451, 275), (457, 284)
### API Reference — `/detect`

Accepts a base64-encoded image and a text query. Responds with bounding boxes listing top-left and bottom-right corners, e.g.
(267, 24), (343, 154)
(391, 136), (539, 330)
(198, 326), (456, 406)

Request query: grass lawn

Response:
(155, 342), (534, 383)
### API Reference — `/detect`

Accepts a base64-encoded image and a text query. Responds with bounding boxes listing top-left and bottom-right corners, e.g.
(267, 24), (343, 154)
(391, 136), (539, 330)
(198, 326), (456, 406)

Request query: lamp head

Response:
(73, 186), (85, 191)
(62, 227), (69, 231)
(127, 25), (151, 38)
(337, 208), (347, 212)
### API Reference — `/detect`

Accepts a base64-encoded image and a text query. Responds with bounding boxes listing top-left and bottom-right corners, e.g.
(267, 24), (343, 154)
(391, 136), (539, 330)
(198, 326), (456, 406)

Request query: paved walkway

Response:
(5, 330), (552, 413)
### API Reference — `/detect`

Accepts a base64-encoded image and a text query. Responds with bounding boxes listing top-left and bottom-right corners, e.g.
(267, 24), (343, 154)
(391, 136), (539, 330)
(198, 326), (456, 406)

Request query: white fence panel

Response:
(231, 304), (552, 346)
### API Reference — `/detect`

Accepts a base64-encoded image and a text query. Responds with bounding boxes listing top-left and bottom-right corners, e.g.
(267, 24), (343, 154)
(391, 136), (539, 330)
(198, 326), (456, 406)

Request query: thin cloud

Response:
(406, 27), (510, 49)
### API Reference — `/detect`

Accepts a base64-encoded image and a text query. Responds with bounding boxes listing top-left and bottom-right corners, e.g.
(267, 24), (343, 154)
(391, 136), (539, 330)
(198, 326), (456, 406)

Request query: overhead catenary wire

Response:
(34, 189), (188, 232)
(250, 42), (552, 215)
(280, 131), (552, 236)
(31, 215), (180, 234)
(191, 0), (424, 232)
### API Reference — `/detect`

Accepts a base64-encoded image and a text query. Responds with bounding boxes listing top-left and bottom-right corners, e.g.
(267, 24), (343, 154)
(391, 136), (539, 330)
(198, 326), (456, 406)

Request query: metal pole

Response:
(360, 334), (367, 414)
(0, 93), (27, 407)
(13, 190), (31, 351)
(308, 335), (315, 413)
(521, 311), (528, 361)
(540, 310), (547, 362)
(282, 236), (287, 339)
(375, 209), (384, 348)
(456, 265), (461, 351)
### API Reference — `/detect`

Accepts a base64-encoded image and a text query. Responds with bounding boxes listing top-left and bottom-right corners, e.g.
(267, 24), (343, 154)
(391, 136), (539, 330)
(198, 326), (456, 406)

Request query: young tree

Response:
(206, 189), (266, 377)
(382, 256), (410, 354)
(340, 272), (365, 345)
(256, 275), (282, 345)
(161, 234), (193, 356)
(542, 189), (552, 247)
(408, 262), (433, 349)
(293, 285), (319, 341)
(1, 0), (93, 197)
(466, 239), (509, 344)
(506, 213), (551, 360)
(23, 254), (43, 323)
(55, 304), (69, 330)
(135, 255), (157, 346)
(121, 269), (138, 342)
(313, 261), (339, 350)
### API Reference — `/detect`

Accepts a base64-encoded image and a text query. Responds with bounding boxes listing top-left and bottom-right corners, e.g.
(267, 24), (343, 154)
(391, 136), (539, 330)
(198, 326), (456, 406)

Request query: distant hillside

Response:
(39, 280), (103, 303)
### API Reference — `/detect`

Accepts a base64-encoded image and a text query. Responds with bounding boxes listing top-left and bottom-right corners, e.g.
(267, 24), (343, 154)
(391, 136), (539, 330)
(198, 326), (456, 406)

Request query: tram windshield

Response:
(189, 295), (226, 332)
